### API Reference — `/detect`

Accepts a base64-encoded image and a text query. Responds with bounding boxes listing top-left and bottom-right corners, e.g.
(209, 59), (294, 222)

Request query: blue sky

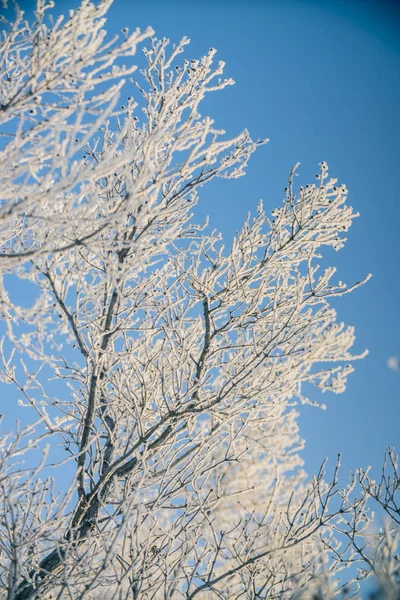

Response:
(2, 0), (400, 485)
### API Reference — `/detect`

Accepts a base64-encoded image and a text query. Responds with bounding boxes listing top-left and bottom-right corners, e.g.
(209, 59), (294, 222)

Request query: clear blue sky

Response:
(3, 0), (400, 484)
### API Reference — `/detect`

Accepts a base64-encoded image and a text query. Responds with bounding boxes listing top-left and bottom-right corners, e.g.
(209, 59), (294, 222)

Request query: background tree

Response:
(0, 1), (398, 599)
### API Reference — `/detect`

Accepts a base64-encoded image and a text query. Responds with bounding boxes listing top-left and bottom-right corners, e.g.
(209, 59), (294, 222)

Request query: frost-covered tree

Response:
(0, 1), (398, 599)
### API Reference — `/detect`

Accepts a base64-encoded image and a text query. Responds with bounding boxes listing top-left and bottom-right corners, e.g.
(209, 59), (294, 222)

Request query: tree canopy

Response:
(0, 1), (398, 599)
